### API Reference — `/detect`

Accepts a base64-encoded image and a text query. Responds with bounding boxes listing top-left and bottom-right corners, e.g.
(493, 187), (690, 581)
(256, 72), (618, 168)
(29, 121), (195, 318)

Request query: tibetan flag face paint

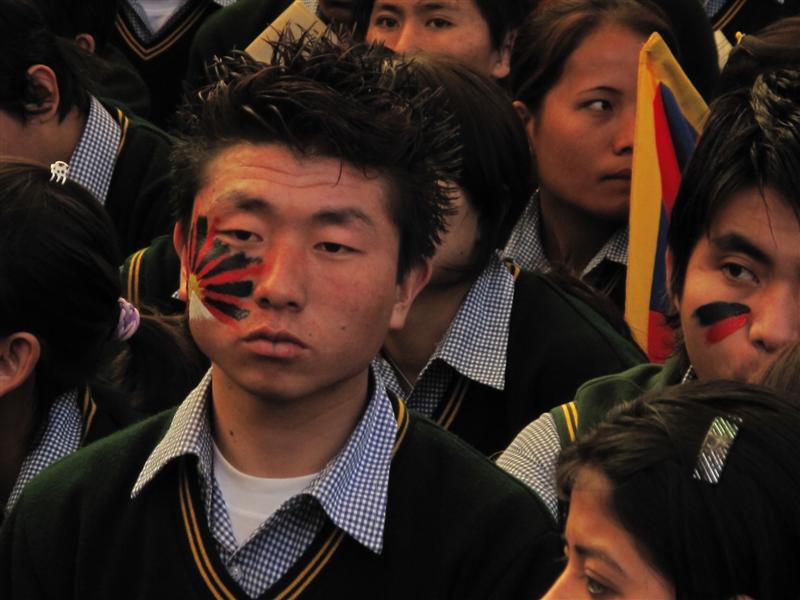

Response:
(693, 302), (751, 345)
(187, 215), (264, 327)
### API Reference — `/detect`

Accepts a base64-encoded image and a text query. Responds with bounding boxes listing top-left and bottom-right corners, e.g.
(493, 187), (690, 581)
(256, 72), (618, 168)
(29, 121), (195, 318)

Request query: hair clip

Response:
(50, 161), (69, 184)
(735, 31), (746, 45)
(116, 298), (141, 341)
(692, 415), (742, 484)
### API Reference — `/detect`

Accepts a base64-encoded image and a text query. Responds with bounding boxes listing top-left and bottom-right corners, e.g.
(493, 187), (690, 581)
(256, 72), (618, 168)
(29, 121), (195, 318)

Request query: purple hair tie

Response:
(116, 298), (141, 341)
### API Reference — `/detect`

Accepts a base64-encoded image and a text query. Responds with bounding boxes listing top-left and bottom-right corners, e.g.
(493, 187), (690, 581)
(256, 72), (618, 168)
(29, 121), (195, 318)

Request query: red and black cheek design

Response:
(693, 302), (751, 345)
(188, 216), (264, 325)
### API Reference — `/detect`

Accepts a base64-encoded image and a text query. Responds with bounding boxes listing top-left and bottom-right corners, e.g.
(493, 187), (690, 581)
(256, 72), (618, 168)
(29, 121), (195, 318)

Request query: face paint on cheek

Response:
(693, 302), (752, 345)
(187, 216), (264, 327)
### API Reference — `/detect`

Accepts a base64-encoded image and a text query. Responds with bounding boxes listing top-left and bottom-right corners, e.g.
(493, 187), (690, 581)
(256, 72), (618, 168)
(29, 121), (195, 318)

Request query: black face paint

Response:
(693, 302), (751, 345)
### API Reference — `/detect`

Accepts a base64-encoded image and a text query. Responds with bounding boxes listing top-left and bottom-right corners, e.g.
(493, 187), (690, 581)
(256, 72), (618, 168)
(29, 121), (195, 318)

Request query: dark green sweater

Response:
(1, 400), (562, 599)
(104, 104), (175, 256)
(550, 353), (688, 447)
(429, 269), (646, 457)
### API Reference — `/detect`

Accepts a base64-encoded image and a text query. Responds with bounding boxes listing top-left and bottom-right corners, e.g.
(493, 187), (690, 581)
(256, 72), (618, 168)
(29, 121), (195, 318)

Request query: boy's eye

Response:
(426, 18), (453, 29)
(317, 242), (353, 254)
(586, 575), (612, 597)
(218, 230), (258, 243)
(722, 262), (758, 284)
(373, 15), (398, 28)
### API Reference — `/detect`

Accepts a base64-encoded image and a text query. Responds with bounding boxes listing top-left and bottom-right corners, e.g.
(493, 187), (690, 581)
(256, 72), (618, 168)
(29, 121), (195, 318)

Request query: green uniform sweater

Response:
(109, 1), (222, 128)
(429, 268), (646, 457)
(1, 399), (562, 599)
(104, 104), (175, 256)
(550, 353), (688, 447)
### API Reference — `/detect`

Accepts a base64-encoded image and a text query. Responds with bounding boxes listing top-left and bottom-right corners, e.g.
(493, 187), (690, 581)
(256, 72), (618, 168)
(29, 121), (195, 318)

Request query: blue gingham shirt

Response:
(121, 0), (238, 42)
(68, 96), (121, 207)
(132, 367), (397, 598)
(503, 192), (628, 281)
(373, 253), (513, 418)
(5, 389), (82, 514)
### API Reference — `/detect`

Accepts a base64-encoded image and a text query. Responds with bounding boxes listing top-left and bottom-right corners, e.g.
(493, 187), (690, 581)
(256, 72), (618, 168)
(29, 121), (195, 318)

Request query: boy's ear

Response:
(0, 333), (41, 397)
(388, 259), (432, 331)
(23, 65), (60, 123)
(490, 29), (517, 80)
(173, 221), (189, 301)
(73, 33), (97, 54)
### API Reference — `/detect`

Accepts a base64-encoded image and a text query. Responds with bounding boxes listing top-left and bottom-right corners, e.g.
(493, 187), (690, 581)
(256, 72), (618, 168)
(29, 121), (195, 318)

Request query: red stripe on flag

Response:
(653, 86), (682, 214)
(647, 310), (674, 363)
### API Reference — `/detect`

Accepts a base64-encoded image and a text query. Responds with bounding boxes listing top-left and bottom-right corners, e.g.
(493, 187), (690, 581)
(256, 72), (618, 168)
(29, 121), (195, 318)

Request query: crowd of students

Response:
(1, 0), (800, 598)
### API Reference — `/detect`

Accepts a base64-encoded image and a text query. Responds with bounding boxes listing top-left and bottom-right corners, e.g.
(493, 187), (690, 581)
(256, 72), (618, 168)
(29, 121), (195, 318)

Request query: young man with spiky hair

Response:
(499, 68), (800, 521)
(0, 34), (561, 598)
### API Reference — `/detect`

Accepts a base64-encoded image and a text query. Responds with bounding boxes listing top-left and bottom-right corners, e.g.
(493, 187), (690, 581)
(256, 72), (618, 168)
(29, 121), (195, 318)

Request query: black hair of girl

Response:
(557, 380), (800, 598)
(0, 160), (205, 413)
(404, 53), (534, 277)
(509, 0), (679, 116)
(716, 16), (800, 97)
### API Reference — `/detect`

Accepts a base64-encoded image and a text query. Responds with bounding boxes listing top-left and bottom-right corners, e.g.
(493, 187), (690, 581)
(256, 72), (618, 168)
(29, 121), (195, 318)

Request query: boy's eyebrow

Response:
(710, 232), (773, 268)
(312, 207), (376, 229)
(373, 1), (458, 14)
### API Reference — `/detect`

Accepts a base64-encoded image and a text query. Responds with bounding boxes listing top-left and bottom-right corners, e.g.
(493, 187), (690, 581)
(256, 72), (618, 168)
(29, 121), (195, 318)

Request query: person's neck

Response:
(0, 379), (39, 505)
(538, 188), (621, 276)
(383, 277), (473, 386)
(210, 364), (370, 478)
(35, 105), (88, 166)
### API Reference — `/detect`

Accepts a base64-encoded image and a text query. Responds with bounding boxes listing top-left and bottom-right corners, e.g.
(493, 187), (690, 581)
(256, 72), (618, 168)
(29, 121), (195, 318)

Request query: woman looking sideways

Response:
(504, 0), (680, 310)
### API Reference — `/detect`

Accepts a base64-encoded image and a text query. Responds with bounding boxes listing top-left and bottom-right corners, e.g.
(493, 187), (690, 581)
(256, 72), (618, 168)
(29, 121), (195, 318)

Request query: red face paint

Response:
(693, 302), (751, 345)
(187, 216), (263, 325)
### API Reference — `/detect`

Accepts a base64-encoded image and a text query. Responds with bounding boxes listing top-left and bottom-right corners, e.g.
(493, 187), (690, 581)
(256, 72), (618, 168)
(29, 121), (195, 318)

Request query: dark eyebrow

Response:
(373, 1), (457, 13)
(211, 192), (273, 215)
(710, 232), (773, 268)
(573, 544), (626, 577)
(581, 86), (622, 95)
(313, 207), (375, 229)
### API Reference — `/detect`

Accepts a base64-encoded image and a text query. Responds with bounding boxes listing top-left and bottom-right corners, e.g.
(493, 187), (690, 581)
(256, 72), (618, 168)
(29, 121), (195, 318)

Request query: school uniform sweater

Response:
(498, 353), (690, 519)
(102, 103), (176, 255)
(109, 0), (233, 127)
(1, 396), (562, 599)
(380, 263), (646, 458)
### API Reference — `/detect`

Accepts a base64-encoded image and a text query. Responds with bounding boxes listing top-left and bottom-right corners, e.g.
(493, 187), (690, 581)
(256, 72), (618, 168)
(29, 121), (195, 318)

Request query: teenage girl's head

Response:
(548, 380), (800, 599)
(716, 17), (800, 96)
(403, 54), (533, 282)
(0, 160), (120, 402)
(510, 0), (676, 223)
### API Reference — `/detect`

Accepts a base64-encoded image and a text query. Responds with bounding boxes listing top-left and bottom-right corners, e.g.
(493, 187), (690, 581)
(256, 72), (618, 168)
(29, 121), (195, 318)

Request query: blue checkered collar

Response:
(6, 389), (82, 512)
(68, 96), (121, 206)
(425, 254), (514, 391)
(122, 0), (237, 41)
(504, 192), (628, 277)
(133, 367), (397, 554)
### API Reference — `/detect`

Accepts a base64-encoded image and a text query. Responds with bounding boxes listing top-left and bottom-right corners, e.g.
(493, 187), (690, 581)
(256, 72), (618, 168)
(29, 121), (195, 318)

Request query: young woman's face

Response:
(524, 24), (646, 223)
(544, 468), (673, 600)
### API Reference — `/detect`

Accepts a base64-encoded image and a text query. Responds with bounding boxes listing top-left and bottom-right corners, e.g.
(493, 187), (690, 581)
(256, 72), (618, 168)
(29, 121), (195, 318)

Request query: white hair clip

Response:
(692, 415), (742, 484)
(50, 160), (69, 184)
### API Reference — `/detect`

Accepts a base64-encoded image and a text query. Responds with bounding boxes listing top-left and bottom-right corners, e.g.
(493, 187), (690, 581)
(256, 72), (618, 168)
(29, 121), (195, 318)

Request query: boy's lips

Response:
(241, 328), (308, 359)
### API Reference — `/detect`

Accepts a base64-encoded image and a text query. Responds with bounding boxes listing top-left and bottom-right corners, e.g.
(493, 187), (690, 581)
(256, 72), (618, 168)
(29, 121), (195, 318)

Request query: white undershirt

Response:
(136, 0), (188, 34)
(212, 443), (317, 546)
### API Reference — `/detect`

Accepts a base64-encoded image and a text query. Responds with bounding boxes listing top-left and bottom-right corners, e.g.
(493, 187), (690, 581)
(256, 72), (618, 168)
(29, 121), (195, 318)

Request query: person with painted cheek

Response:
(498, 67), (800, 521)
(372, 53), (645, 459)
(356, 0), (527, 80)
(546, 380), (800, 599)
(0, 160), (203, 524)
(0, 34), (564, 599)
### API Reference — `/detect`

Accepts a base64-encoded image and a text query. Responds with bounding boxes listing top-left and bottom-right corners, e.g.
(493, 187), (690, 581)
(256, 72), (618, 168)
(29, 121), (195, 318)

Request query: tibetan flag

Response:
(625, 33), (708, 362)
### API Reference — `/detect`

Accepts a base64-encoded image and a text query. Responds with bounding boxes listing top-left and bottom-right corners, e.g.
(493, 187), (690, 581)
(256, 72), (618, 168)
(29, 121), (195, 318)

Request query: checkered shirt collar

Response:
(122, 0), (236, 41)
(429, 254), (514, 391)
(68, 96), (121, 206)
(504, 192), (628, 278)
(133, 367), (396, 554)
(6, 389), (82, 512)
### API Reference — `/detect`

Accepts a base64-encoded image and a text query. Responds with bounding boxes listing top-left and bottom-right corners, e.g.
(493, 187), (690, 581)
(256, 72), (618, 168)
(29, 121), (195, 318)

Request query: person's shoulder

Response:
(397, 414), (554, 521)
(574, 360), (672, 404)
(15, 409), (175, 513)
